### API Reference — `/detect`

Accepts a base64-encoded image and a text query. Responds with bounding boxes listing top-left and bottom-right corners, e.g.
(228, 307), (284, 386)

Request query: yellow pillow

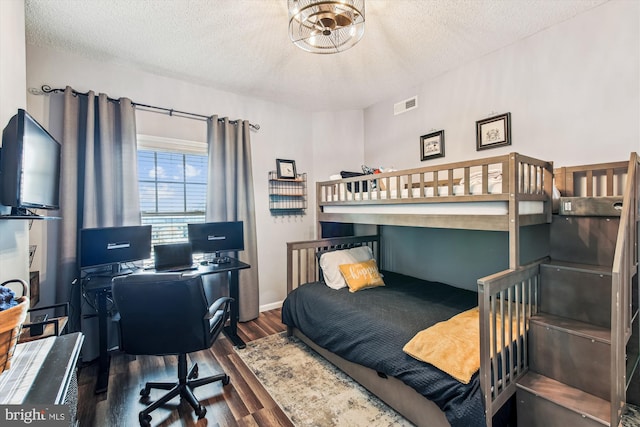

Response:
(338, 259), (385, 292)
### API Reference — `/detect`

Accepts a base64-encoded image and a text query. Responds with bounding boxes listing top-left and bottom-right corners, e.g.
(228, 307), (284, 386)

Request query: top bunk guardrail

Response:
(316, 153), (554, 233)
(553, 158), (632, 217)
(318, 152), (553, 205)
(554, 159), (630, 198)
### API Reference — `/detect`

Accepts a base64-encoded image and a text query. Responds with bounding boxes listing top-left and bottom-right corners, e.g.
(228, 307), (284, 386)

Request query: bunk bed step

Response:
(516, 371), (610, 427)
(550, 216), (618, 266)
(529, 313), (610, 400)
(558, 196), (623, 217)
(540, 261), (612, 327)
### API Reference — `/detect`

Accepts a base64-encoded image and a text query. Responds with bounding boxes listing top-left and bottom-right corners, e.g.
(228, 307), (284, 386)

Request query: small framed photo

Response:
(476, 112), (511, 151)
(276, 158), (297, 179)
(420, 130), (445, 161)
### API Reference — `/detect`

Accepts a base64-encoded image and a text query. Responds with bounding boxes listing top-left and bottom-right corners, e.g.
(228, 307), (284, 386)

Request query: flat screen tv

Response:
(188, 221), (244, 256)
(0, 109), (61, 215)
(80, 225), (152, 274)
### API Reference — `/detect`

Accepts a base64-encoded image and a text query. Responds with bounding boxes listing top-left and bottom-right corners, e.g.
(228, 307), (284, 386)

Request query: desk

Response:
(83, 258), (250, 394)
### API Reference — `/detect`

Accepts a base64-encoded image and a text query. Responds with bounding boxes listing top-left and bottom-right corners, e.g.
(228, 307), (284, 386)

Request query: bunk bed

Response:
(281, 152), (639, 427)
(283, 153), (640, 426)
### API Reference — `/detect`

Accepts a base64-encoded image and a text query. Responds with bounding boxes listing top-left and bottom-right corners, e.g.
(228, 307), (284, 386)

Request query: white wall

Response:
(363, 0), (639, 171)
(26, 45), (360, 310)
(312, 110), (365, 180)
(0, 0), (30, 291)
(364, 0), (639, 288)
(311, 110), (365, 233)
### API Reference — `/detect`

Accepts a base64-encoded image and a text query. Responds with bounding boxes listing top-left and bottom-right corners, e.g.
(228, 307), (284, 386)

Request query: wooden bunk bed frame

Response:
(296, 152), (554, 425)
(285, 152), (638, 427)
(317, 152), (554, 268)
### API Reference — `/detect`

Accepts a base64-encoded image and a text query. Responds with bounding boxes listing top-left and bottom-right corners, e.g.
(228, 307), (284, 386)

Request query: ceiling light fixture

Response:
(288, 0), (365, 54)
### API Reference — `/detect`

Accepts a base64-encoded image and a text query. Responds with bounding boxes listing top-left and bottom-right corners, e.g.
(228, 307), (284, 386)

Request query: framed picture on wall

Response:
(420, 130), (445, 161)
(276, 158), (297, 179)
(476, 112), (511, 151)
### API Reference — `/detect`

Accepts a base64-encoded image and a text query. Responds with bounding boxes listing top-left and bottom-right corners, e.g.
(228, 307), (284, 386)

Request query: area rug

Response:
(237, 332), (640, 427)
(626, 405), (640, 427)
(235, 332), (412, 426)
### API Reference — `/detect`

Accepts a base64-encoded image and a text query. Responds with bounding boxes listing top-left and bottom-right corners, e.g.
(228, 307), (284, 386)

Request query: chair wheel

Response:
(196, 405), (207, 419)
(140, 387), (150, 397)
(139, 413), (152, 427)
(222, 375), (230, 386)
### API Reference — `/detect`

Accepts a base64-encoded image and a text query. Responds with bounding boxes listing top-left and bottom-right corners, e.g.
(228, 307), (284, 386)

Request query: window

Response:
(137, 136), (208, 248)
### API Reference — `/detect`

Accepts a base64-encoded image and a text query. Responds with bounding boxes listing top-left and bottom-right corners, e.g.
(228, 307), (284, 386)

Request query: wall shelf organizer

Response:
(268, 171), (307, 215)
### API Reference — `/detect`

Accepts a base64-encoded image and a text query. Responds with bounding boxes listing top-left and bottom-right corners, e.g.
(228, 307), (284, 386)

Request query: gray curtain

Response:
(56, 86), (140, 330)
(206, 116), (259, 322)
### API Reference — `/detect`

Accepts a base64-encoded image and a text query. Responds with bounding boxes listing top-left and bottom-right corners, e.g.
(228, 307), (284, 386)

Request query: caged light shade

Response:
(288, 0), (365, 54)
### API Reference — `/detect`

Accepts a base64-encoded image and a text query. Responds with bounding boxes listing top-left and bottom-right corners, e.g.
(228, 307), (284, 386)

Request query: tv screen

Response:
(0, 109), (61, 213)
(188, 221), (244, 254)
(80, 225), (152, 271)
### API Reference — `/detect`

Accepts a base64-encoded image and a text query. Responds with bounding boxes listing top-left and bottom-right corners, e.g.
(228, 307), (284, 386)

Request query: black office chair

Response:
(112, 272), (233, 426)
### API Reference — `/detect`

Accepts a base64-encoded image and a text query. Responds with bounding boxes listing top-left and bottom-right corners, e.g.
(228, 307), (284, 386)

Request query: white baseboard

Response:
(260, 300), (283, 312)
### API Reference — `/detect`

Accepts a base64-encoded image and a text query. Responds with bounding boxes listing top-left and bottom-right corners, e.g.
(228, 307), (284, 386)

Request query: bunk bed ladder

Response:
(515, 153), (640, 427)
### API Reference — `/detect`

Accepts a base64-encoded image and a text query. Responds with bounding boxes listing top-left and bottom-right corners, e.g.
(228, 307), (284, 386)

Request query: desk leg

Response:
(94, 288), (110, 394)
(223, 270), (246, 349)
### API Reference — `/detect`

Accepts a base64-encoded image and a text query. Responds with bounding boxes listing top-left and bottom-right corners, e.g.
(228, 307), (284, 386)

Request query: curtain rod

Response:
(39, 85), (260, 131)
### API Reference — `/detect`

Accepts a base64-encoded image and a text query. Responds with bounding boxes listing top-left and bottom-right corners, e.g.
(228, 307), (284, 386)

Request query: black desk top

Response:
(83, 258), (250, 292)
(183, 257), (250, 275)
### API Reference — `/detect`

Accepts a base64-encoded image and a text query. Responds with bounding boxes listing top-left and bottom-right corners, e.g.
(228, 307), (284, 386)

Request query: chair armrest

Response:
(205, 297), (233, 320)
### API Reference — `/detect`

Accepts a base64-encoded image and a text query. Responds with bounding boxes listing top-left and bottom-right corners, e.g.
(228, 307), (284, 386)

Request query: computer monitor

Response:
(80, 225), (152, 274)
(188, 221), (244, 258)
(0, 108), (61, 215)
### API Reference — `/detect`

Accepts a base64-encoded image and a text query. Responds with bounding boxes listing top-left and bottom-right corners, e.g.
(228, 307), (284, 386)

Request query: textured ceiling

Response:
(25, 0), (608, 111)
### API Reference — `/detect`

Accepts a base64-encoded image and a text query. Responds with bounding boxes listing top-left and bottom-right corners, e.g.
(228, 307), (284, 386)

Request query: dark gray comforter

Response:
(281, 270), (485, 427)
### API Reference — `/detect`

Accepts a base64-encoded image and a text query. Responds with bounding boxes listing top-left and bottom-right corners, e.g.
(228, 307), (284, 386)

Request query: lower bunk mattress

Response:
(281, 271), (484, 427)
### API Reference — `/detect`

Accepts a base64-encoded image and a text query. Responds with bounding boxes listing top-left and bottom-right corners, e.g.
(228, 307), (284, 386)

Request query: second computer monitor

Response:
(188, 221), (244, 255)
(79, 225), (152, 274)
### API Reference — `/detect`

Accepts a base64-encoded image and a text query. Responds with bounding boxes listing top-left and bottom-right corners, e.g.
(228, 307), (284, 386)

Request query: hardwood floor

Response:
(77, 308), (294, 427)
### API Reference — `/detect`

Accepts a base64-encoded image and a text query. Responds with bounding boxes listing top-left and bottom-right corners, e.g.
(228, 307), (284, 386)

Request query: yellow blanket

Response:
(403, 306), (523, 384)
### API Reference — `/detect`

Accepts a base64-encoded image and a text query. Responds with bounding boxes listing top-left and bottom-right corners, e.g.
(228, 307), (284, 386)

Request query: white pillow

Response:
(459, 168), (502, 186)
(319, 246), (374, 289)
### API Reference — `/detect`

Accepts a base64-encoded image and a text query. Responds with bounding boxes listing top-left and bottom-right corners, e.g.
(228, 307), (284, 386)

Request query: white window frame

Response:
(137, 134), (208, 249)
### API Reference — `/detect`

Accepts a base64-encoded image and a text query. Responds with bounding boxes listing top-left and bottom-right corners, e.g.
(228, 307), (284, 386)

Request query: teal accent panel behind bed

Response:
(380, 224), (549, 291)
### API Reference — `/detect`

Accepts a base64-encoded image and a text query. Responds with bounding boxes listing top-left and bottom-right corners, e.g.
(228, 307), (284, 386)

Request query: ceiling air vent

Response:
(393, 96), (418, 115)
